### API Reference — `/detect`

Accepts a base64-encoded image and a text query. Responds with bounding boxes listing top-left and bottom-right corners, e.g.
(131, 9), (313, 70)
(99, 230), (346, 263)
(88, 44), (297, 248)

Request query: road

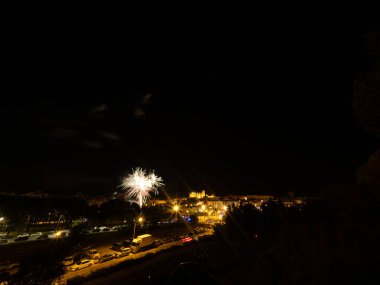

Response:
(0, 224), (194, 264)
(74, 237), (254, 285)
(0, 224), (211, 283)
(0, 228), (124, 246)
(58, 230), (213, 284)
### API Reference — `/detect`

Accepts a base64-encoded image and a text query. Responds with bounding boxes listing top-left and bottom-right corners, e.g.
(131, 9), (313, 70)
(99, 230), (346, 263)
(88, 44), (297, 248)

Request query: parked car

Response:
(98, 226), (110, 232)
(63, 257), (74, 266)
(171, 235), (181, 241)
(87, 249), (100, 260)
(181, 236), (193, 244)
(73, 253), (91, 263)
(49, 230), (70, 239)
(115, 250), (130, 258)
(0, 239), (8, 244)
(70, 259), (94, 271)
(112, 243), (123, 251)
(98, 253), (115, 263)
(115, 247), (130, 258)
(111, 225), (125, 231)
(112, 243), (130, 252)
(55, 230), (70, 238)
(122, 239), (131, 247)
(30, 232), (43, 237)
(37, 234), (49, 240)
(162, 237), (173, 244)
(120, 246), (130, 252)
(154, 239), (163, 246)
(14, 234), (29, 241)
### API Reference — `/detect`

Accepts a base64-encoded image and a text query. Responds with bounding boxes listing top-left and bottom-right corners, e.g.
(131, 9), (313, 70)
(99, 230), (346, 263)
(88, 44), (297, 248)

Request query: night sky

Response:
(0, 26), (377, 197)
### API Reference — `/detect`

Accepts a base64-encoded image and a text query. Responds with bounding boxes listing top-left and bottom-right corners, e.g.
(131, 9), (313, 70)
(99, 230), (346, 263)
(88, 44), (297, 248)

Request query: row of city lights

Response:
(171, 204), (228, 213)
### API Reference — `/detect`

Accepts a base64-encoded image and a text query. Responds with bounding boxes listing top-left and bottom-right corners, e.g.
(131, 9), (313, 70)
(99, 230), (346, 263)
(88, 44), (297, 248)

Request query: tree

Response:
(143, 205), (171, 225)
(69, 223), (87, 244)
(11, 243), (69, 284)
(353, 30), (380, 186)
(188, 214), (199, 224)
(353, 31), (380, 135)
(357, 148), (380, 185)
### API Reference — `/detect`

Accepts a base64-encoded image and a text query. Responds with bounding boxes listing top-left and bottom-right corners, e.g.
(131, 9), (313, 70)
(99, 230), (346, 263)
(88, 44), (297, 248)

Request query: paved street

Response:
(75, 235), (252, 285)
(0, 225), (194, 263)
(58, 230), (213, 284)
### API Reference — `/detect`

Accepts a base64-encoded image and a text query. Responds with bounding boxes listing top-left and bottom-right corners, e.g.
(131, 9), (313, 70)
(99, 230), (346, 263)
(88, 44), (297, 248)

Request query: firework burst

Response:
(121, 167), (164, 208)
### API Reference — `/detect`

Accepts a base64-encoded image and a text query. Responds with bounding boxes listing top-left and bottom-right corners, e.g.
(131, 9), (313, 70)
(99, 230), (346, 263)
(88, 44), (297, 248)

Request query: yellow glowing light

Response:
(201, 205), (206, 210)
(173, 205), (180, 212)
(138, 217), (144, 223)
(223, 205), (228, 211)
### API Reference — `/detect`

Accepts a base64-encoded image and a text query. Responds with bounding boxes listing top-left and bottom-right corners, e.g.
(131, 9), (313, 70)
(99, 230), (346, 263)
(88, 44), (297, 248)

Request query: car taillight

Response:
(181, 237), (193, 243)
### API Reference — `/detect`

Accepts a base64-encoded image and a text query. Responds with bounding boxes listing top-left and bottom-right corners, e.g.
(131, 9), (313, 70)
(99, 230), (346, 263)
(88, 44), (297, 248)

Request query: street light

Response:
(172, 204), (180, 222)
(55, 214), (64, 232)
(0, 217), (7, 229)
(132, 216), (144, 240)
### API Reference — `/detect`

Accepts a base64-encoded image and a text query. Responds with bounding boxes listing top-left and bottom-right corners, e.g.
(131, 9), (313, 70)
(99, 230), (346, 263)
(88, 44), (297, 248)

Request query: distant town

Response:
(0, 189), (309, 231)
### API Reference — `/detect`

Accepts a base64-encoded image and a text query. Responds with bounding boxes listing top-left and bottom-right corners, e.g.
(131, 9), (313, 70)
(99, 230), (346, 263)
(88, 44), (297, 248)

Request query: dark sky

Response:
(0, 26), (377, 197)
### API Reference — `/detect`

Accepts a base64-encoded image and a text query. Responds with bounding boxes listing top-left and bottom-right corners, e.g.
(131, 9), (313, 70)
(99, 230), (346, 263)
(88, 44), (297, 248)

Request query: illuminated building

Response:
(189, 190), (206, 199)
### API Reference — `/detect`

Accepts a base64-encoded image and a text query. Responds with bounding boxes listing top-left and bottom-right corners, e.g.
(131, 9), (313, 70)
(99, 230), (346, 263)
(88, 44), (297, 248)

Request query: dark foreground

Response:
(78, 238), (253, 285)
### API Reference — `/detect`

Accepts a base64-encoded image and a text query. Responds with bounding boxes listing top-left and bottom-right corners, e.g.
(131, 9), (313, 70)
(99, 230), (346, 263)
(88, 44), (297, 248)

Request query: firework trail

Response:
(121, 167), (164, 208)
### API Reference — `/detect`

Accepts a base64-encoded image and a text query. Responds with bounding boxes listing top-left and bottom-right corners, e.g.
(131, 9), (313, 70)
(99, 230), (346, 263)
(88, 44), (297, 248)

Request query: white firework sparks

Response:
(121, 168), (164, 208)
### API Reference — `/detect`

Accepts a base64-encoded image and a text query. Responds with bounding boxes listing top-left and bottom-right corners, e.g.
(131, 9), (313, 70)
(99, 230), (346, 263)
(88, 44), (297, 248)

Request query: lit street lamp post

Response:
(172, 204), (180, 222)
(0, 217), (5, 229)
(132, 216), (144, 240)
(55, 214), (64, 232)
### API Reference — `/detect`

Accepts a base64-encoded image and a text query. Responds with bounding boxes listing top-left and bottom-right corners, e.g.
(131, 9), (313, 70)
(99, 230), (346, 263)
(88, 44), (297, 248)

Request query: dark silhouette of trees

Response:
(353, 31), (380, 136)
(69, 223), (88, 244)
(143, 205), (171, 226)
(215, 188), (380, 285)
(10, 243), (69, 284)
(354, 30), (380, 186)
(97, 198), (132, 225)
(0, 195), (88, 233)
(189, 214), (199, 224)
